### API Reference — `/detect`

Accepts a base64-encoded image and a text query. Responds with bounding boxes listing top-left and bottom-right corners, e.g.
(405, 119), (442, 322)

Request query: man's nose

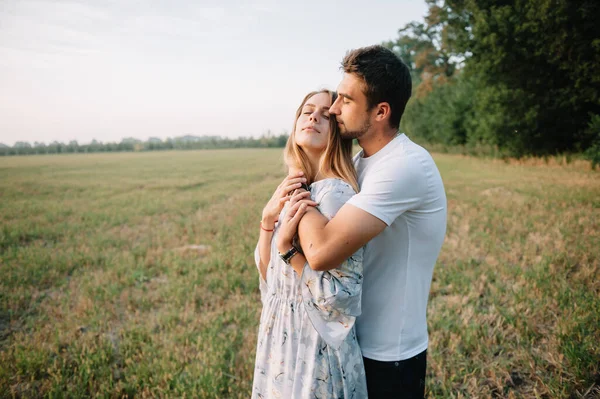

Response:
(330, 98), (341, 115)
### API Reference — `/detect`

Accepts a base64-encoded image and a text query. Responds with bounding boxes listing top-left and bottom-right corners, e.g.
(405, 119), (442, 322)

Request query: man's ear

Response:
(375, 102), (391, 123)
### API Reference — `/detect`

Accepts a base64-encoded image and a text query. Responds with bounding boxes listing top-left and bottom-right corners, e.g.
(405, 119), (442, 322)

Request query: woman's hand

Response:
(262, 172), (308, 227)
(276, 190), (317, 253)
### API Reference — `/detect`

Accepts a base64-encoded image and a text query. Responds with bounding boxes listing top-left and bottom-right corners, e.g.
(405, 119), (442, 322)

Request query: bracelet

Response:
(260, 221), (275, 232)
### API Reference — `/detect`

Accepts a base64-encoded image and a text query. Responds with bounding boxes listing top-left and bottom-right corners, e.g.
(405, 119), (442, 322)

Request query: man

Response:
(282, 45), (447, 397)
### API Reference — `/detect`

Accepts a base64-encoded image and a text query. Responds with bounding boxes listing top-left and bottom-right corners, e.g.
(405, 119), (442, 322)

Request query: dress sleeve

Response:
(300, 180), (364, 350)
(254, 244), (270, 304)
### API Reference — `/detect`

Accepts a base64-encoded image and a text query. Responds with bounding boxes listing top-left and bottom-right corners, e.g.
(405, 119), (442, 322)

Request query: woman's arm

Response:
(274, 189), (318, 275)
(276, 240), (307, 277)
(257, 217), (276, 281)
(256, 175), (316, 282)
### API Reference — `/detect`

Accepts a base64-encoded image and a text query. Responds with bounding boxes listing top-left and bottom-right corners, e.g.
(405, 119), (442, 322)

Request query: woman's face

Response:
(294, 92), (331, 154)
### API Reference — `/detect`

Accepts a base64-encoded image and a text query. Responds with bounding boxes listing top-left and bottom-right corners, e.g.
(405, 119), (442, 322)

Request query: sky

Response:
(0, 0), (427, 146)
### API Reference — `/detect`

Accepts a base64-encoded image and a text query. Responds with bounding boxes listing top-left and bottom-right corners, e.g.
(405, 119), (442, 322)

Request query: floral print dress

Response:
(252, 178), (367, 399)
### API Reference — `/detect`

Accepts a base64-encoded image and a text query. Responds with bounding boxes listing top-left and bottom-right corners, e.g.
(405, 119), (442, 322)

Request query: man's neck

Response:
(358, 128), (399, 158)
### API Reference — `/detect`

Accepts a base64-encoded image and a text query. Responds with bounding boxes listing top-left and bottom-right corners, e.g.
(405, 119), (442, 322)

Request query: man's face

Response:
(329, 73), (373, 140)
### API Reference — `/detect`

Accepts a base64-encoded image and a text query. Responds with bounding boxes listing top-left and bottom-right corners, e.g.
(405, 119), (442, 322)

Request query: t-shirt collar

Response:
(357, 133), (407, 163)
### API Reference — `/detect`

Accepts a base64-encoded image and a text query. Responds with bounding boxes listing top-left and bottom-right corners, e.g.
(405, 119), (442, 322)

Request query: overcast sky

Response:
(0, 0), (427, 146)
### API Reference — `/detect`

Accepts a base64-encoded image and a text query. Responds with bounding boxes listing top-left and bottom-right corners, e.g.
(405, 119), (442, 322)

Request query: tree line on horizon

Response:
(387, 0), (599, 166)
(0, 133), (289, 156)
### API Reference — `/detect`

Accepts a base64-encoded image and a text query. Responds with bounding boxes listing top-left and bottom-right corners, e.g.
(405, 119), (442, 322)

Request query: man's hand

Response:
(276, 190), (316, 253)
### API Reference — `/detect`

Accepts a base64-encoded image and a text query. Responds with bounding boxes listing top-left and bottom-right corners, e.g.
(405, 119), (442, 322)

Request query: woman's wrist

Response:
(276, 239), (294, 254)
(260, 221), (275, 232)
(261, 213), (277, 228)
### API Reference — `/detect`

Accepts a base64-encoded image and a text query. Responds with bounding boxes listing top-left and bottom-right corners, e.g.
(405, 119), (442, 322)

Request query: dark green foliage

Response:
(461, 0), (600, 155)
(402, 73), (475, 147)
(392, 0), (600, 158)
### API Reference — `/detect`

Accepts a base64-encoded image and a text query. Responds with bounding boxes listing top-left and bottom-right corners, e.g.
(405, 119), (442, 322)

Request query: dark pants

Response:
(363, 349), (427, 399)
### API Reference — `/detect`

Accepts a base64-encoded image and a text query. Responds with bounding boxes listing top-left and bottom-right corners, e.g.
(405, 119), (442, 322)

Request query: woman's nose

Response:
(310, 112), (319, 122)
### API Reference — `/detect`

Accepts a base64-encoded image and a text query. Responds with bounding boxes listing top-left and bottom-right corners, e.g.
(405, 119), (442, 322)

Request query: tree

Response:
(67, 140), (79, 153)
(34, 142), (47, 155)
(384, 0), (464, 96)
(391, 0), (600, 156)
(448, 0), (600, 155)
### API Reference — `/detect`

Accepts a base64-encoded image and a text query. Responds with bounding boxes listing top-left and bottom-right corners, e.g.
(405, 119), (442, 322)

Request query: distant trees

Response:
(387, 0), (600, 161)
(0, 133), (290, 156)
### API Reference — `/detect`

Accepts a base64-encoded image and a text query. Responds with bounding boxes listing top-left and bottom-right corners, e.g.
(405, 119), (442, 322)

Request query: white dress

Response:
(252, 178), (367, 399)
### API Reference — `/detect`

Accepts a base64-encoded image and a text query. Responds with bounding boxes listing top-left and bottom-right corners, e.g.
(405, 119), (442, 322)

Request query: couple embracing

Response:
(252, 45), (447, 399)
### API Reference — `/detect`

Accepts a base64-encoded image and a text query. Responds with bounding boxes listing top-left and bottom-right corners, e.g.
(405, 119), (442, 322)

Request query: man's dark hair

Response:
(342, 45), (412, 129)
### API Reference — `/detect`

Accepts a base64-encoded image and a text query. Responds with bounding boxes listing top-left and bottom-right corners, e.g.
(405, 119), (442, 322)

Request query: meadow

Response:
(0, 149), (598, 398)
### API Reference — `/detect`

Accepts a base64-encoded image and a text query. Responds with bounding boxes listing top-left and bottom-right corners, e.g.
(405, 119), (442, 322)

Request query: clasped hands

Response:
(261, 171), (318, 253)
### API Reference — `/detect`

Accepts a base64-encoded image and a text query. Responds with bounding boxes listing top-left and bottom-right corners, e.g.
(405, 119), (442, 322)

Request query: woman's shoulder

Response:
(310, 177), (355, 194)
(310, 178), (357, 208)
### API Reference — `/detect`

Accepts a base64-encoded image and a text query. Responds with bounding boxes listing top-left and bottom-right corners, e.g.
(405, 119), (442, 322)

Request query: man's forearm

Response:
(298, 204), (388, 272)
(297, 210), (348, 272)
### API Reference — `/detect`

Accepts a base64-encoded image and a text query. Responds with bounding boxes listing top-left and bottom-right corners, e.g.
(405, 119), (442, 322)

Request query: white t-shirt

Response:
(348, 133), (447, 361)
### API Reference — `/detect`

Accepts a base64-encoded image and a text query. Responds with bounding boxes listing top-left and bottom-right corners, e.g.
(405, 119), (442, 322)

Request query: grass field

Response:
(0, 149), (598, 398)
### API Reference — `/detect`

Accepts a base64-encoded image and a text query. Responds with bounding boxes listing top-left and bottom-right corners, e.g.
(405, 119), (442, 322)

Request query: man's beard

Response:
(339, 118), (371, 140)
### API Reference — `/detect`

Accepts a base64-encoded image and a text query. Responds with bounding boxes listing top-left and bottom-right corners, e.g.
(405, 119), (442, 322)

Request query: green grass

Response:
(0, 149), (598, 398)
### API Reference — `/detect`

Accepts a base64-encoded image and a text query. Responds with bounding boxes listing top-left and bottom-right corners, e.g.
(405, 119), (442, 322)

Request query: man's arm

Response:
(297, 151), (429, 271)
(297, 203), (387, 271)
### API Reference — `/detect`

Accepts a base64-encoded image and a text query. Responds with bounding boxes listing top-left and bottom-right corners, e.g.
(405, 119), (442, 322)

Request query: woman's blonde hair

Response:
(284, 90), (359, 192)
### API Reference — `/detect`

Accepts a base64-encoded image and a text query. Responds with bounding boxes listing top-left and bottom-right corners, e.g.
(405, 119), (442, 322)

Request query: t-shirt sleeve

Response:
(347, 154), (428, 226)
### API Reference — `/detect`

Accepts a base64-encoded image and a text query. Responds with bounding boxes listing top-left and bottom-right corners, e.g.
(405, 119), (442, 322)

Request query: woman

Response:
(252, 90), (367, 398)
